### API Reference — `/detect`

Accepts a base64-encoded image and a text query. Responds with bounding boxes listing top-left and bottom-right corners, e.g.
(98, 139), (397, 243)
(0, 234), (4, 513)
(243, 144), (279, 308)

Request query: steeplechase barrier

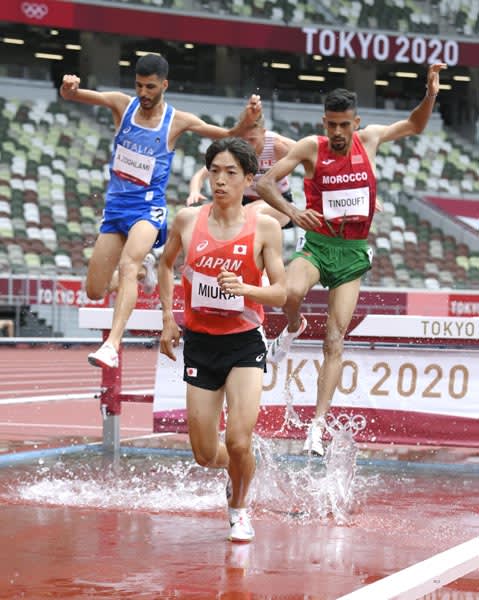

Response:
(78, 307), (479, 453)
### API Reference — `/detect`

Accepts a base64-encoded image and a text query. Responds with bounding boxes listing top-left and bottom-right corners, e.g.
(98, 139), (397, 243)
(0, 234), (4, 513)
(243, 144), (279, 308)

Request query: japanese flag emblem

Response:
(233, 244), (247, 255)
(186, 367), (197, 377)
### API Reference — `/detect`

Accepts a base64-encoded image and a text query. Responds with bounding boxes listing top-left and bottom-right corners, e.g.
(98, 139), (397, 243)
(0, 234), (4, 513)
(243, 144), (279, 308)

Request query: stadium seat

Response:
(1, 92), (477, 286)
(0, 199), (10, 216)
(389, 230), (404, 250)
(54, 252), (73, 272)
(0, 217), (13, 238)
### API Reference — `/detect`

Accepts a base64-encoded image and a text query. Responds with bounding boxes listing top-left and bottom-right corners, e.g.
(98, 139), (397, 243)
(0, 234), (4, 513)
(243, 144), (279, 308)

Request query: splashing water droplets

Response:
(9, 456), (225, 513)
(279, 374), (304, 431)
(250, 415), (363, 524)
(323, 428), (358, 524)
(3, 417), (365, 525)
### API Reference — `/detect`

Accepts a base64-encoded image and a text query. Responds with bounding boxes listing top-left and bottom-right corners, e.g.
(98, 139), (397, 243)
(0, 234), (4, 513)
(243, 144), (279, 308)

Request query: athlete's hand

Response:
(217, 270), (247, 297)
(60, 74), (81, 99)
(247, 93), (262, 118)
(426, 63), (447, 96)
(186, 190), (207, 206)
(160, 317), (181, 361)
(291, 207), (323, 231)
(242, 94), (262, 126)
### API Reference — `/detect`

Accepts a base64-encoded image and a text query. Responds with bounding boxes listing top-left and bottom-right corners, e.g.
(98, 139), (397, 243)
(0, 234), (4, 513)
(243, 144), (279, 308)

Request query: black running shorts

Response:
(183, 327), (268, 391)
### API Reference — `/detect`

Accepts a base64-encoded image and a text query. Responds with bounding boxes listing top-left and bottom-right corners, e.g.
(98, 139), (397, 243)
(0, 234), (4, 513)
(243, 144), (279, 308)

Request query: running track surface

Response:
(0, 345), (156, 447)
(0, 345), (479, 599)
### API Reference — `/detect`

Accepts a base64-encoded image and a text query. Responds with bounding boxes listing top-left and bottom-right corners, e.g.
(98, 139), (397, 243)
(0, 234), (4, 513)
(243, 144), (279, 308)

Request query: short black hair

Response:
(135, 54), (169, 79)
(205, 137), (258, 175)
(324, 88), (357, 113)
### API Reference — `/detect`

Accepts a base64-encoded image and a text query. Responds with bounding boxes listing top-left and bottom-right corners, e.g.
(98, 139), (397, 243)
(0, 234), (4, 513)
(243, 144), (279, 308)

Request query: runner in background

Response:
(60, 53), (262, 369)
(256, 62), (447, 456)
(186, 115), (296, 228)
(158, 137), (286, 542)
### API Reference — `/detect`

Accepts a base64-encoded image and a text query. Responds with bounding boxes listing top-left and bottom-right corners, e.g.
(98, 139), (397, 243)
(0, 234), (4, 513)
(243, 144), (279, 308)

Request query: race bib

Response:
(191, 271), (244, 314)
(150, 206), (167, 224)
(322, 186), (370, 223)
(112, 144), (156, 186)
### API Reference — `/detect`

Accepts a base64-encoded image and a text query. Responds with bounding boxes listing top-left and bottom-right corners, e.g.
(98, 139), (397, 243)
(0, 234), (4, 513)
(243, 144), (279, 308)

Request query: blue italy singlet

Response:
(100, 97), (175, 247)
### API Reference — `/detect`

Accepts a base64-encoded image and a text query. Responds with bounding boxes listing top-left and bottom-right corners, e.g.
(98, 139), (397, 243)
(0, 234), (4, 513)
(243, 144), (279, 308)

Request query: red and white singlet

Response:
(304, 133), (376, 239)
(182, 204), (264, 335)
(244, 131), (289, 200)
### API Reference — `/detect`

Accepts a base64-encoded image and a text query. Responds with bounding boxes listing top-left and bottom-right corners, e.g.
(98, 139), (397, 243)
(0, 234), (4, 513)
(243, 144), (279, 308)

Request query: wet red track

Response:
(0, 346), (155, 446)
(1, 346), (479, 599)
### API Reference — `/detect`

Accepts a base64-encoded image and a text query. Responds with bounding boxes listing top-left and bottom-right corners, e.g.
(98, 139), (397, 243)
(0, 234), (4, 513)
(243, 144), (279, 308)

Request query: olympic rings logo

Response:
(324, 413), (367, 435)
(21, 2), (49, 20)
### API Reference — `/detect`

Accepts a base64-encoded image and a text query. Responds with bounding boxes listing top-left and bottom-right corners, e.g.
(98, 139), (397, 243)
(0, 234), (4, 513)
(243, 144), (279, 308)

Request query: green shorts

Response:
(292, 231), (373, 289)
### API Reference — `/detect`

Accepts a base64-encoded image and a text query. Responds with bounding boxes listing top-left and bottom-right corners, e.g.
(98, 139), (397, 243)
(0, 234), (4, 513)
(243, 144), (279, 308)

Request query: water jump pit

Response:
(1, 415), (479, 599)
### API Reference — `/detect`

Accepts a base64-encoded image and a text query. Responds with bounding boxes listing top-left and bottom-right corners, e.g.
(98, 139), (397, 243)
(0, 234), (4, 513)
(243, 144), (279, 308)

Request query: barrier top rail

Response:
(79, 307), (479, 346)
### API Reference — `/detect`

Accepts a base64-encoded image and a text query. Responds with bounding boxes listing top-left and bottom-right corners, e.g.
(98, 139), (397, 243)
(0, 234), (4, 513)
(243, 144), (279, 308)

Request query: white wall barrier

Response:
(78, 309), (479, 447)
(153, 325), (479, 447)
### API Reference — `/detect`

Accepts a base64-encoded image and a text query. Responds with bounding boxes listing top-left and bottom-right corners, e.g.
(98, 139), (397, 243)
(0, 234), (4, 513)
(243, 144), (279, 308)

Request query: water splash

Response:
(323, 428), (358, 524)
(322, 413), (367, 524)
(278, 374), (304, 431)
(251, 414), (363, 524)
(2, 415), (366, 525)
(6, 457), (224, 513)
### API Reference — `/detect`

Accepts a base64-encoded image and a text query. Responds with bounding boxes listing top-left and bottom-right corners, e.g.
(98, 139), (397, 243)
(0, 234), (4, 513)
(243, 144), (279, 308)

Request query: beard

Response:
(330, 138), (348, 153)
(139, 92), (163, 110)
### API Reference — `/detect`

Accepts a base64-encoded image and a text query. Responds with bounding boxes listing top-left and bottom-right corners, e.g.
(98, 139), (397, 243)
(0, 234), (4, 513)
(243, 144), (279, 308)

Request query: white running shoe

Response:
(303, 417), (325, 456)
(87, 342), (119, 369)
(267, 314), (308, 364)
(228, 508), (255, 543)
(140, 253), (157, 295)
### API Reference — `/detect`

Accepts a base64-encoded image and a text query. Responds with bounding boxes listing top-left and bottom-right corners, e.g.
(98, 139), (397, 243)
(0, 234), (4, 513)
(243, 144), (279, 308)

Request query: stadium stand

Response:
(0, 93), (478, 289)
(74, 0), (479, 35)
(75, 0), (333, 26)
(375, 132), (479, 196)
(365, 191), (479, 290)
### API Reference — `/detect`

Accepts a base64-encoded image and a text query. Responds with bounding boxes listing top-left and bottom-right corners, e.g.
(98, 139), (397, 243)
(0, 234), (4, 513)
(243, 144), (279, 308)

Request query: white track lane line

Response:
(0, 389), (154, 405)
(338, 536), (479, 600)
(0, 422), (152, 432)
